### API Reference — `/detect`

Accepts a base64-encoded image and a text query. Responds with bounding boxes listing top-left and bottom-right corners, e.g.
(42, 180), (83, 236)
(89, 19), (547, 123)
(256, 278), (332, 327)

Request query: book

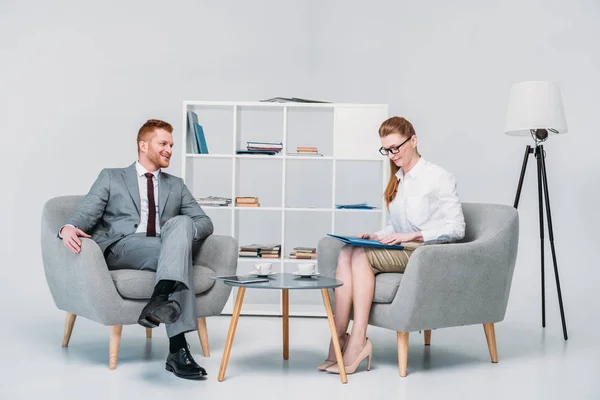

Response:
(193, 123), (209, 154)
(327, 234), (405, 250)
(236, 149), (278, 155)
(247, 141), (283, 148)
(196, 196), (231, 206)
(186, 111), (200, 154)
(335, 202), (377, 210)
(260, 97), (331, 103)
(294, 247), (317, 251)
(236, 197), (259, 204)
(260, 254), (280, 259)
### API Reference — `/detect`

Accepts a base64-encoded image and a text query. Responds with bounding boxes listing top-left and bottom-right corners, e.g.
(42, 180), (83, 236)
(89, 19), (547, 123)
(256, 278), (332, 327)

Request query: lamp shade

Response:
(504, 81), (568, 136)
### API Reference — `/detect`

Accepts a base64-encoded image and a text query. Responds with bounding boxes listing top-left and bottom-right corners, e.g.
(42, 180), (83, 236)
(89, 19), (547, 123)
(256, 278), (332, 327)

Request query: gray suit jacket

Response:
(64, 163), (213, 253)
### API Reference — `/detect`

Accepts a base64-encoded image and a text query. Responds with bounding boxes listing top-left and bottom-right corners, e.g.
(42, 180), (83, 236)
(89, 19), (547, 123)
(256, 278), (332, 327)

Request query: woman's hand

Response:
(379, 232), (421, 245)
(357, 233), (379, 240)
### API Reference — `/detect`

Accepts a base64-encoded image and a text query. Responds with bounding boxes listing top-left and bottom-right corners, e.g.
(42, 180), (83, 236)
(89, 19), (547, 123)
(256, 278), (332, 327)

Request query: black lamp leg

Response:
(535, 146), (546, 328)
(514, 145), (532, 208)
(539, 145), (569, 340)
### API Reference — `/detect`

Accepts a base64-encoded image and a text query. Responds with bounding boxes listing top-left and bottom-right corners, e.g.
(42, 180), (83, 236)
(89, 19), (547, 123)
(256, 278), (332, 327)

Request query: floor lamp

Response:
(504, 81), (568, 340)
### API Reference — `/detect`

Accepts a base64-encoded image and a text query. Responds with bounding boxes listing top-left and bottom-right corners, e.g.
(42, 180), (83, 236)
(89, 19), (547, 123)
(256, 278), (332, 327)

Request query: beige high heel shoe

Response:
(317, 333), (350, 371)
(326, 338), (372, 375)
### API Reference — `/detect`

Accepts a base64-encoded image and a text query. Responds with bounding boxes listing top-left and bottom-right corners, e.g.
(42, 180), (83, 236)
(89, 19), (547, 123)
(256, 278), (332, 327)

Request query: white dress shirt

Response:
(135, 161), (161, 235)
(374, 157), (466, 245)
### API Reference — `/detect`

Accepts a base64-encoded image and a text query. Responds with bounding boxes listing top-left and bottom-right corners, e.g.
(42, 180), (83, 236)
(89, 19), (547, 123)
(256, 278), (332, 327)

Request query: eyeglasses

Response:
(379, 135), (413, 156)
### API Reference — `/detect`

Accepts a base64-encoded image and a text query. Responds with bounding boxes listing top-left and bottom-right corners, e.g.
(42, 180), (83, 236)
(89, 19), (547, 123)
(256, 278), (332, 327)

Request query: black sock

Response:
(152, 279), (176, 298)
(169, 333), (187, 353)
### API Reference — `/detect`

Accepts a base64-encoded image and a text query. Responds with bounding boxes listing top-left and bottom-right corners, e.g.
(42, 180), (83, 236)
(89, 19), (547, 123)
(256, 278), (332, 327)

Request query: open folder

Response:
(327, 234), (405, 250)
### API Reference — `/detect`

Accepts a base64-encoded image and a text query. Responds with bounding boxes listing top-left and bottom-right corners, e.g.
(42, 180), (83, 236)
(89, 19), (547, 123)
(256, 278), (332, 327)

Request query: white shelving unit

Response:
(182, 101), (389, 316)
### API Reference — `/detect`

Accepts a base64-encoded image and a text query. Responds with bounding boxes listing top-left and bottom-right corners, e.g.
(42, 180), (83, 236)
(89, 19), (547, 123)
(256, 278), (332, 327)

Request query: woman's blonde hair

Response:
(378, 117), (416, 209)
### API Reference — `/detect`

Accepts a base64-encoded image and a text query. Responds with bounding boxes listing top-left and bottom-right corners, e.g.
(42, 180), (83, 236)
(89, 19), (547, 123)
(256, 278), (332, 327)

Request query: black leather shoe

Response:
(137, 294), (181, 329)
(165, 347), (207, 380)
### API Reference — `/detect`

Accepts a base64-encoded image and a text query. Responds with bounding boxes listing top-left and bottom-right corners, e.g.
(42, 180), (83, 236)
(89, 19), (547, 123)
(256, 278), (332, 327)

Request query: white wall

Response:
(2, 0), (599, 332)
(307, 0), (600, 328)
(0, 0), (312, 301)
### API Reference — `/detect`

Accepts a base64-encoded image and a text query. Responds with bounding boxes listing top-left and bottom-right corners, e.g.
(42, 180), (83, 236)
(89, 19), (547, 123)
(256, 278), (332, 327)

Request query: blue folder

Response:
(327, 234), (405, 250)
(194, 122), (209, 154)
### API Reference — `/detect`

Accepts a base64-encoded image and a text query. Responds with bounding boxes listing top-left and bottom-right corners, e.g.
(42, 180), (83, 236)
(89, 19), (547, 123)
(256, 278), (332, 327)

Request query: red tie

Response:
(145, 173), (156, 237)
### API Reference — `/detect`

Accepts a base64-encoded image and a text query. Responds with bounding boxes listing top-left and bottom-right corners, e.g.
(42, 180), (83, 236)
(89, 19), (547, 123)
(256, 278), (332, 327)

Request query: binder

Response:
(194, 122), (209, 154)
(327, 234), (405, 250)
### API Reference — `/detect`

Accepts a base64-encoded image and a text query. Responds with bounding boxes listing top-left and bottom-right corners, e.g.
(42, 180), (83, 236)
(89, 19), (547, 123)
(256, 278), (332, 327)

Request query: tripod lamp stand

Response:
(505, 81), (568, 340)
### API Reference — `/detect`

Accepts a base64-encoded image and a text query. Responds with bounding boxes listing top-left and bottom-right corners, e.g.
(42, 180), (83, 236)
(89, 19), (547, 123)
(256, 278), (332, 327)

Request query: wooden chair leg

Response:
(109, 325), (123, 370)
(145, 328), (152, 339)
(424, 330), (431, 346)
(62, 312), (77, 347)
(197, 317), (210, 357)
(397, 331), (409, 377)
(483, 323), (498, 363)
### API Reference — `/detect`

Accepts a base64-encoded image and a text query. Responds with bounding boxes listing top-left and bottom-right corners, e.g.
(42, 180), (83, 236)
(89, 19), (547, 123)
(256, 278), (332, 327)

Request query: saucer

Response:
(292, 271), (320, 277)
(250, 271), (276, 277)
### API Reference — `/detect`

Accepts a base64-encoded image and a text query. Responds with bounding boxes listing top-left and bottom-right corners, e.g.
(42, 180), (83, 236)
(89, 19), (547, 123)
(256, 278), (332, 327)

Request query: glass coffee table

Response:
(216, 273), (348, 383)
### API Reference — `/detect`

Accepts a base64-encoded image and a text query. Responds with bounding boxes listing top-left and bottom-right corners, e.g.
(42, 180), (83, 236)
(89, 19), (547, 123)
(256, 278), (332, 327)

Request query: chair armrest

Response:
(41, 236), (124, 324)
(193, 234), (238, 275)
(317, 236), (345, 278)
(391, 215), (519, 331)
(192, 235), (238, 316)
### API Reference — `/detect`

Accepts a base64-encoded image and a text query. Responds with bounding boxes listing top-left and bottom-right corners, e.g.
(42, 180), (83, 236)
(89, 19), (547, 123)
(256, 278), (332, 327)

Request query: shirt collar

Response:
(135, 161), (160, 178)
(395, 156), (425, 181)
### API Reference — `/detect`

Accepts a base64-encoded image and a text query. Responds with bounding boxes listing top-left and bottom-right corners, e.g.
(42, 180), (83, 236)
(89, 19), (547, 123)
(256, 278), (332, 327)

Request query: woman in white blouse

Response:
(319, 116), (466, 375)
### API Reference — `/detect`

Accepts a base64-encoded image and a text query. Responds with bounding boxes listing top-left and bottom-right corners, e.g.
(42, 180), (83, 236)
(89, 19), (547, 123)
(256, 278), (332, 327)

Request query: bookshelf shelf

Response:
(182, 101), (389, 316)
(184, 154), (381, 161)
(186, 154), (233, 159)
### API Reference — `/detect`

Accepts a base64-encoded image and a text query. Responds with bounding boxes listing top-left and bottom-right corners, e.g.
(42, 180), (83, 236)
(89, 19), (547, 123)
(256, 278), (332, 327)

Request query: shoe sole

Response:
(165, 363), (207, 380)
(138, 301), (182, 328)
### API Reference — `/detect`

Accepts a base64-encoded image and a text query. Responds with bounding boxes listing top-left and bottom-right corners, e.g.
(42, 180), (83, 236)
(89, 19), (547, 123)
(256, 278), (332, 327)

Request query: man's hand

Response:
(357, 233), (379, 240)
(378, 232), (421, 245)
(61, 226), (92, 254)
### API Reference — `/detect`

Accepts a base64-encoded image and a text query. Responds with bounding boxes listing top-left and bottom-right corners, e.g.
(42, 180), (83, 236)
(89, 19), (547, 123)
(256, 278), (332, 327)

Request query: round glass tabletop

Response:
(218, 273), (343, 290)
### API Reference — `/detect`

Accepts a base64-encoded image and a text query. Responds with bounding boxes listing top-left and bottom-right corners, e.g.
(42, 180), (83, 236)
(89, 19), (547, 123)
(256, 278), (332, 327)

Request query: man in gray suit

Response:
(60, 119), (213, 380)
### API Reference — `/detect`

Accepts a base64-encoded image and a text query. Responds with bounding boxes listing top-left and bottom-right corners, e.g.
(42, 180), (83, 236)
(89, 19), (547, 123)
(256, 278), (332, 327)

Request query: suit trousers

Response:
(105, 215), (197, 338)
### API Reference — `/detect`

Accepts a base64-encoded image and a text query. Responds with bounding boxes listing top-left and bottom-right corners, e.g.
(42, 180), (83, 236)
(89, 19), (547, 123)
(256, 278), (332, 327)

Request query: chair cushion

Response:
(110, 265), (216, 300)
(373, 273), (403, 304)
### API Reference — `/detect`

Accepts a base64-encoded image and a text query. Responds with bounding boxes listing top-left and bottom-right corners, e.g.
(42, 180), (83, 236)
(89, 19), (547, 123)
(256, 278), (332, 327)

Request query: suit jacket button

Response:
(134, 224), (138, 228)
(121, 234), (125, 237)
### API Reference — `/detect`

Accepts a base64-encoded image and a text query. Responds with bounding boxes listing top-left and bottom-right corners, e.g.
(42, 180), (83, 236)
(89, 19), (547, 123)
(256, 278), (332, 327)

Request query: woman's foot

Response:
(326, 337), (373, 375)
(317, 333), (349, 371)
(342, 335), (368, 366)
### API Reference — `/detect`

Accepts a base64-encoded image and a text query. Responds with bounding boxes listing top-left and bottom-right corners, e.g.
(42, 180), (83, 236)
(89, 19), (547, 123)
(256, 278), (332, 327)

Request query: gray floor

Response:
(2, 300), (598, 400)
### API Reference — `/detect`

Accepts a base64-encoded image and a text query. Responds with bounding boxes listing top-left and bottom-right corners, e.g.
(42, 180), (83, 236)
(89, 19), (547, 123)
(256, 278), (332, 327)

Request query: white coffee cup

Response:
(297, 263), (316, 275)
(254, 262), (272, 274)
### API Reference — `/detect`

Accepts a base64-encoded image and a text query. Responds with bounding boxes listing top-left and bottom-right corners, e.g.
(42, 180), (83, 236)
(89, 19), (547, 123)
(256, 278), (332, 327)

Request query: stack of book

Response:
(236, 197), (260, 207)
(196, 196), (232, 207)
(287, 146), (322, 156)
(259, 245), (282, 258)
(289, 247), (317, 259)
(239, 244), (282, 258)
(237, 141), (283, 155)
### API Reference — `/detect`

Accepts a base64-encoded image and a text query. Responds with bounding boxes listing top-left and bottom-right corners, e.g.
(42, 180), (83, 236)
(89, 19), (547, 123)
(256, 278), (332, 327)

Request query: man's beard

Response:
(148, 148), (169, 168)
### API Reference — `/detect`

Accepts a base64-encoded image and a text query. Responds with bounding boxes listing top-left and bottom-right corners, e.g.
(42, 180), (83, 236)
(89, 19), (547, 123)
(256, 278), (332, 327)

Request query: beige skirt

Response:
(364, 241), (422, 274)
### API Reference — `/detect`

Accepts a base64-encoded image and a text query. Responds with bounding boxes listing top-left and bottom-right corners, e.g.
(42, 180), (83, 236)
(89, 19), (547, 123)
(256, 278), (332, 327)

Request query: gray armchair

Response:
(318, 203), (518, 376)
(41, 196), (238, 369)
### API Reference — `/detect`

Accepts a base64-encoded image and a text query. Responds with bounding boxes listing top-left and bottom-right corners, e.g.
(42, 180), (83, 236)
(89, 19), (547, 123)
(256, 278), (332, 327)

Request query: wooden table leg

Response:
(218, 287), (246, 382)
(321, 288), (347, 384)
(282, 289), (289, 360)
